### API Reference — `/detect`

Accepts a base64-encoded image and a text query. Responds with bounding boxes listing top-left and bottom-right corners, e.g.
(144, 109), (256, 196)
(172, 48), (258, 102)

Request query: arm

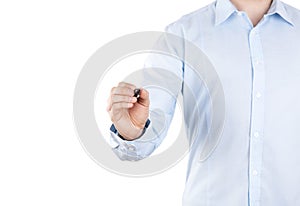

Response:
(107, 24), (185, 161)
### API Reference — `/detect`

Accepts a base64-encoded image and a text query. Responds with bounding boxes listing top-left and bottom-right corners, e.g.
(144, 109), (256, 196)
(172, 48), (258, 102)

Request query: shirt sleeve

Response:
(109, 22), (185, 161)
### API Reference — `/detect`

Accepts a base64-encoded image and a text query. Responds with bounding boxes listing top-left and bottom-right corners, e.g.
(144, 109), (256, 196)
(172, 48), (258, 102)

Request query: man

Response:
(107, 0), (300, 205)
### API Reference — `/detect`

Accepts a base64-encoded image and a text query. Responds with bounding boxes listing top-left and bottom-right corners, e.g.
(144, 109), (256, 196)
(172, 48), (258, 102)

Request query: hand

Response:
(107, 82), (150, 140)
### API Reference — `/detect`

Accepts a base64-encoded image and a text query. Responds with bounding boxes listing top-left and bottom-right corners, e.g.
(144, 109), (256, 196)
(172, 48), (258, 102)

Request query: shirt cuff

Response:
(109, 119), (157, 161)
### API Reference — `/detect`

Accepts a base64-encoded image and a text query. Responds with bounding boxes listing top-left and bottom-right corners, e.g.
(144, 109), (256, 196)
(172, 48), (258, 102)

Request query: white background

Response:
(1, 0), (299, 206)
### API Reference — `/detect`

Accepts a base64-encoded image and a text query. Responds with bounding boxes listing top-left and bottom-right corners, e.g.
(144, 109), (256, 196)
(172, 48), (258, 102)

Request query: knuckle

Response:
(111, 87), (116, 94)
(128, 88), (134, 95)
(111, 94), (117, 103)
(111, 104), (116, 110)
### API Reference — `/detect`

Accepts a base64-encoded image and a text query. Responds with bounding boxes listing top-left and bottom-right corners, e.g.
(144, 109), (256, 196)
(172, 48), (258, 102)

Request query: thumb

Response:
(138, 88), (150, 107)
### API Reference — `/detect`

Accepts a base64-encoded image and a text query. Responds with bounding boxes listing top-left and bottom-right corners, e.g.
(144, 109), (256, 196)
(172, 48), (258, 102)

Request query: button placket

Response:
(248, 28), (266, 206)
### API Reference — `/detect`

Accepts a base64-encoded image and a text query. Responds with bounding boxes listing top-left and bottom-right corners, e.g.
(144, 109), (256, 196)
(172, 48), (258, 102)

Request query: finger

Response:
(111, 95), (137, 104)
(112, 86), (135, 96)
(111, 102), (134, 111)
(106, 87), (116, 112)
(118, 82), (136, 90)
(107, 85), (137, 112)
(138, 88), (150, 107)
(106, 95), (112, 112)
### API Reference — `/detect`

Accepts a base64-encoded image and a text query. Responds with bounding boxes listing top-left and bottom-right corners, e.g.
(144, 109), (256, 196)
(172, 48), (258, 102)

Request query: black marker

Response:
(133, 88), (140, 99)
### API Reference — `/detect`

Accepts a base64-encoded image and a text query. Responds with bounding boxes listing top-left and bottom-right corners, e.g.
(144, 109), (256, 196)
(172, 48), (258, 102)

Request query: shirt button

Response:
(253, 30), (259, 36)
(252, 170), (258, 176)
(128, 145), (136, 151)
(237, 12), (243, 16)
(255, 59), (262, 65)
(255, 92), (262, 99)
(254, 132), (260, 138)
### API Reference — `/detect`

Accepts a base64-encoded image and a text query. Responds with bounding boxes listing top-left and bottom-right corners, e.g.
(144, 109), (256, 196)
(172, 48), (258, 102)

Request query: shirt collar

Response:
(215, 0), (237, 26)
(215, 0), (294, 26)
(266, 0), (294, 26)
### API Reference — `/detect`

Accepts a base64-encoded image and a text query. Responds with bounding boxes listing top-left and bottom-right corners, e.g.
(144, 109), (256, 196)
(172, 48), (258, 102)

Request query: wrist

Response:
(119, 128), (143, 141)
(110, 119), (151, 141)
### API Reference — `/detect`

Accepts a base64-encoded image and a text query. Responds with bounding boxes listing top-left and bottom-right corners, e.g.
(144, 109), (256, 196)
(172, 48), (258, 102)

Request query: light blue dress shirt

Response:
(110, 0), (300, 205)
